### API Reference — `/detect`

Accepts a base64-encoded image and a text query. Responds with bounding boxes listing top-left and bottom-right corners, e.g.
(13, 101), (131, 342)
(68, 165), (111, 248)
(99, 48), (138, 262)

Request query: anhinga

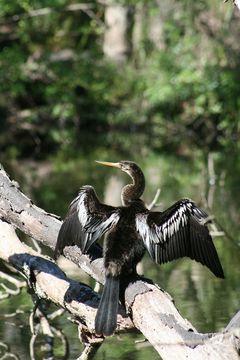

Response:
(54, 160), (224, 337)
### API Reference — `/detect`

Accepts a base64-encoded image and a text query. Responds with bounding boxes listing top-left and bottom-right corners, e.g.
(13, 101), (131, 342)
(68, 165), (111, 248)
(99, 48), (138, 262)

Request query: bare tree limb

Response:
(0, 220), (132, 333)
(0, 164), (240, 359)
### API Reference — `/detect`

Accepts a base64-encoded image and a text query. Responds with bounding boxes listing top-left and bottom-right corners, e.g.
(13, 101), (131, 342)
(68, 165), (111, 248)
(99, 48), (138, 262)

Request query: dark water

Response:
(0, 153), (239, 359)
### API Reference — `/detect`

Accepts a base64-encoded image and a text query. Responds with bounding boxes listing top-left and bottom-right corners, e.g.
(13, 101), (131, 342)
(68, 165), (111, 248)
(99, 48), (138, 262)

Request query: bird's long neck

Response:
(121, 167), (145, 206)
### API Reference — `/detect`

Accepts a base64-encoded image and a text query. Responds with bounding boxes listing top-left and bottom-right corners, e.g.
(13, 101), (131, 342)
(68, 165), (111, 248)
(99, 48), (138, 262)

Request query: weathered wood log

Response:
(0, 164), (239, 359)
(0, 220), (133, 335)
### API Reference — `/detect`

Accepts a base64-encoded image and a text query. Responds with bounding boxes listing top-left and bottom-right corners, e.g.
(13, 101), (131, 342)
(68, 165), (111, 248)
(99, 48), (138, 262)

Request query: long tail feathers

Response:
(95, 274), (120, 336)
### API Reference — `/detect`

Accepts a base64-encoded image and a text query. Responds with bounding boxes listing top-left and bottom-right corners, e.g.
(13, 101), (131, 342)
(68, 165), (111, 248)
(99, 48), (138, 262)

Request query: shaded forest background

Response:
(1, 1), (239, 159)
(0, 0), (240, 231)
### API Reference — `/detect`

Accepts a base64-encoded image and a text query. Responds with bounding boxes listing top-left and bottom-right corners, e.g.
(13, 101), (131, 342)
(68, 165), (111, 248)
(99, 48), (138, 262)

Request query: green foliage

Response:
(0, 0), (239, 161)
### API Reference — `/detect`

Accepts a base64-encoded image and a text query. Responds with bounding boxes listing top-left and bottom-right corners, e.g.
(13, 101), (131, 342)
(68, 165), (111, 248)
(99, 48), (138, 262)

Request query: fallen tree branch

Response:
(0, 220), (132, 333)
(0, 164), (240, 359)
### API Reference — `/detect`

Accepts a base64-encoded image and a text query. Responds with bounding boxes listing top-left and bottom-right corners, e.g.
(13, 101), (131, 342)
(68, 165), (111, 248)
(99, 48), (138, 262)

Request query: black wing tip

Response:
(214, 268), (225, 279)
(209, 259), (225, 279)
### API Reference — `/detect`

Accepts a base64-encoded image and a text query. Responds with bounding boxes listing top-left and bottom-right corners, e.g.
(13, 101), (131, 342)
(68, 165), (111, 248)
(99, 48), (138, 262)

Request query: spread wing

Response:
(136, 199), (224, 278)
(54, 185), (120, 258)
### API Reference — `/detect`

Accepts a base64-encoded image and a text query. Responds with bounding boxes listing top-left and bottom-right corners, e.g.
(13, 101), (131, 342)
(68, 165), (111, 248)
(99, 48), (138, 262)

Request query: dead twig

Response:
(147, 188), (161, 210)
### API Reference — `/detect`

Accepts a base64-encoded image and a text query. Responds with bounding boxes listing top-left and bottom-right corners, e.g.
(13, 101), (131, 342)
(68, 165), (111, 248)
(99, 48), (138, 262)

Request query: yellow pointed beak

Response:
(95, 161), (121, 169)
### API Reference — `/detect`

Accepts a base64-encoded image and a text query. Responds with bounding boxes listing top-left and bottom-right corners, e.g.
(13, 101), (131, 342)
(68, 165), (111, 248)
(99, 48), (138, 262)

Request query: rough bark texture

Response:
(0, 220), (133, 334)
(0, 164), (240, 359)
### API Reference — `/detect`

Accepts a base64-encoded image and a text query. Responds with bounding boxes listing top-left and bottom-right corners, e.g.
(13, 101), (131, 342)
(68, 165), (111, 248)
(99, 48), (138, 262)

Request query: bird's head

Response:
(96, 160), (145, 204)
(95, 160), (140, 177)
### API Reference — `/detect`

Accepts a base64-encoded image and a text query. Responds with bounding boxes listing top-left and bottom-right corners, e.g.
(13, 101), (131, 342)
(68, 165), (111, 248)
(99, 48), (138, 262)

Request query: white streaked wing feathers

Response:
(135, 199), (224, 278)
(76, 190), (120, 252)
(77, 192), (89, 227)
(136, 199), (207, 249)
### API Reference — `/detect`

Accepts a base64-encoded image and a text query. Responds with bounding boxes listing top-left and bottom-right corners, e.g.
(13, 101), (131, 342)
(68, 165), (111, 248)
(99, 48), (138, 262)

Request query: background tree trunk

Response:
(103, 3), (132, 63)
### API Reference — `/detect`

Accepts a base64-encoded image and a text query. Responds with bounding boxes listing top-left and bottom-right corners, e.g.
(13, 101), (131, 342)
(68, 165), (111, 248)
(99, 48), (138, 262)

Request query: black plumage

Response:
(54, 160), (224, 336)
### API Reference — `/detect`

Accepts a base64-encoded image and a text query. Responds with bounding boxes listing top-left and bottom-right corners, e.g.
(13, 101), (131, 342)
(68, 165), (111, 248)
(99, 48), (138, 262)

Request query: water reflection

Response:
(1, 152), (239, 359)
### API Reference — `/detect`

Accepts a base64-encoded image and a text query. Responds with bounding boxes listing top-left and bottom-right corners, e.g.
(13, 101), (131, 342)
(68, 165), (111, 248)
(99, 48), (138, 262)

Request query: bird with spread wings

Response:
(54, 160), (224, 337)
